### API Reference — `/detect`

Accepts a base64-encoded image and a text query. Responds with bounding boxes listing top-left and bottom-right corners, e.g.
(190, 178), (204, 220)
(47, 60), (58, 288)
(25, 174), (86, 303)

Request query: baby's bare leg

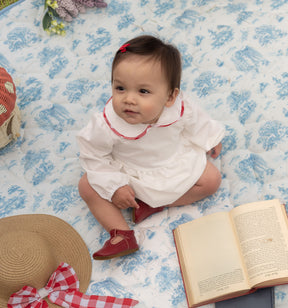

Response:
(168, 161), (221, 207)
(78, 173), (130, 232)
(79, 174), (139, 259)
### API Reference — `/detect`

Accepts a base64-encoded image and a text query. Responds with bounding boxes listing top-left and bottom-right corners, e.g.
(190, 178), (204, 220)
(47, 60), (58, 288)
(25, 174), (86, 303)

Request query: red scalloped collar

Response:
(103, 95), (184, 140)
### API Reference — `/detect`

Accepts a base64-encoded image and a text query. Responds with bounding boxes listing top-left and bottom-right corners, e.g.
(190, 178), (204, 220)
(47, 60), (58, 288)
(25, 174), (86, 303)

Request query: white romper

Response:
(77, 91), (225, 207)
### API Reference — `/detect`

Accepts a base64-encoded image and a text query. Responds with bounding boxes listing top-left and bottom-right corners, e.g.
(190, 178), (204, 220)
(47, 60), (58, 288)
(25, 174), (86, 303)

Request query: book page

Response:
(231, 199), (288, 287)
(174, 212), (250, 305)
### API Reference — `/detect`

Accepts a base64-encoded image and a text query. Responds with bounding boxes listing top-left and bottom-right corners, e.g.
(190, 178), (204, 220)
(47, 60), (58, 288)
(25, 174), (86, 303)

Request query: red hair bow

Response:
(8, 262), (139, 308)
(119, 43), (130, 53)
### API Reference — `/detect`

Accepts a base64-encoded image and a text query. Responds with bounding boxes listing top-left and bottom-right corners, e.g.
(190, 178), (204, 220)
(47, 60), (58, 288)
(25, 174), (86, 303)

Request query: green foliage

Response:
(0, 0), (19, 10)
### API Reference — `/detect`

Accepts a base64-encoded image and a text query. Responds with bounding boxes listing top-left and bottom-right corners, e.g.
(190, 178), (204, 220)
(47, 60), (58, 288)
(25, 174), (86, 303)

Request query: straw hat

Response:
(0, 67), (21, 148)
(0, 214), (92, 308)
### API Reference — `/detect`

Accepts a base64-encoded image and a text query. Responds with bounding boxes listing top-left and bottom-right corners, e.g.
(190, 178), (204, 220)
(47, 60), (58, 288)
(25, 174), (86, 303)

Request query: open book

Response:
(173, 199), (288, 308)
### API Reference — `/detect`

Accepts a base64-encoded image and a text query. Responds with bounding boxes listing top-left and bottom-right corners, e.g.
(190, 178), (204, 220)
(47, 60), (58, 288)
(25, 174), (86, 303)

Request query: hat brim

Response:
(0, 214), (92, 308)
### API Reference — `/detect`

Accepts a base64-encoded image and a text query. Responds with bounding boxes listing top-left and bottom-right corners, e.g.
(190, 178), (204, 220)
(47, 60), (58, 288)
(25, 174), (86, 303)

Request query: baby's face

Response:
(112, 55), (177, 125)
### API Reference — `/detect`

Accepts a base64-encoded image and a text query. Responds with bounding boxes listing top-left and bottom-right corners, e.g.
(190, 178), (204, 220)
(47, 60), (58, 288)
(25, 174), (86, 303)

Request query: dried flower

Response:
(42, 0), (66, 36)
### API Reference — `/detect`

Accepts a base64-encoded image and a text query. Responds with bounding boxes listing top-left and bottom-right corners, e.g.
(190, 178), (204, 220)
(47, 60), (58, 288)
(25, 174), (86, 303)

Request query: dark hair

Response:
(111, 35), (182, 91)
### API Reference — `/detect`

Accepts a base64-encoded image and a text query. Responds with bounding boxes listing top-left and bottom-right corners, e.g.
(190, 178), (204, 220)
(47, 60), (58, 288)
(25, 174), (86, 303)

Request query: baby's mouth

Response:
(124, 109), (139, 115)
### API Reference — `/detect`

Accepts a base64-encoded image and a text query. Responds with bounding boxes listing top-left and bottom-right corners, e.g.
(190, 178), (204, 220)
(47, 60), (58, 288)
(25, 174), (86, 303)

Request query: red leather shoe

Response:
(132, 199), (164, 224)
(93, 229), (139, 260)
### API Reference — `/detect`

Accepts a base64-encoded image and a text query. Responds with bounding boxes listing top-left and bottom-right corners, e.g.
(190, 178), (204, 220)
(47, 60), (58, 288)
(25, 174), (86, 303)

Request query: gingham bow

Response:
(8, 262), (139, 308)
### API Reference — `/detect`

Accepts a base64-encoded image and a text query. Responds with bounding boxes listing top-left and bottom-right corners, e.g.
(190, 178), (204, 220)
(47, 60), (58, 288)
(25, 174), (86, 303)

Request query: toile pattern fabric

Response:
(1, 1), (288, 307)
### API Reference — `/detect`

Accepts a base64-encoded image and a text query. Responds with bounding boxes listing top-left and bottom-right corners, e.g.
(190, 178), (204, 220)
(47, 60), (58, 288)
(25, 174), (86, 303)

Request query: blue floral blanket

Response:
(1, 0), (288, 307)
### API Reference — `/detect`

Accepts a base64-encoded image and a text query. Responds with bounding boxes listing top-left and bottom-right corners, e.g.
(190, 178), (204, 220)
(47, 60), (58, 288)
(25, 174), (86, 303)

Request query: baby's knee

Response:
(78, 174), (95, 201)
(78, 175), (107, 212)
(208, 168), (222, 194)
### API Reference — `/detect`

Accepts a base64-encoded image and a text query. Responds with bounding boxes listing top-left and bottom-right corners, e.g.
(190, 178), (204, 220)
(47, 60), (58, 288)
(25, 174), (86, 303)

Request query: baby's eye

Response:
(116, 86), (124, 91)
(140, 89), (149, 94)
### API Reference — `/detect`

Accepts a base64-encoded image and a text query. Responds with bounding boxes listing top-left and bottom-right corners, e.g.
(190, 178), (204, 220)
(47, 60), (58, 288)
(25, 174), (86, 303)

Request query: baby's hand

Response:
(207, 142), (222, 159)
(112, 185), (140, 210)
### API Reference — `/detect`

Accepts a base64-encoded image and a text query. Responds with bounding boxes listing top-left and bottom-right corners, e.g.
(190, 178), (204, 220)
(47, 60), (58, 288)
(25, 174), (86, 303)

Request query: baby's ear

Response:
(166, 88), (180, 107)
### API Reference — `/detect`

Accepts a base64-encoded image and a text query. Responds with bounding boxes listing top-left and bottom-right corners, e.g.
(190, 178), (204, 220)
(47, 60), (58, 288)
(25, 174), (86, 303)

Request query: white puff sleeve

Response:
(182, 94), (225, 151)
(77, 113), (129, 202)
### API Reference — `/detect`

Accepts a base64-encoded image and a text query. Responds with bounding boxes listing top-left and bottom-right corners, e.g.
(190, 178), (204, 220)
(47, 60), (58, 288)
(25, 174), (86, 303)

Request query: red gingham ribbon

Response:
(8, 262), (139, 308)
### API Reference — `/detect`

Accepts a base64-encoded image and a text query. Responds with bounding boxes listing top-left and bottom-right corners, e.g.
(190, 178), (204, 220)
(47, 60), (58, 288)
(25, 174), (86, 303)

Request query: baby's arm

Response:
(77, 113), (130, 202)
(182, 95), (225, 153)
(112, 185), (140, 209)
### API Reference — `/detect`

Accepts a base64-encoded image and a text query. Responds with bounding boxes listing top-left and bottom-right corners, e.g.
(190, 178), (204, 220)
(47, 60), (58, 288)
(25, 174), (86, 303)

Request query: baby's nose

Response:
(125, 93), (136, 105)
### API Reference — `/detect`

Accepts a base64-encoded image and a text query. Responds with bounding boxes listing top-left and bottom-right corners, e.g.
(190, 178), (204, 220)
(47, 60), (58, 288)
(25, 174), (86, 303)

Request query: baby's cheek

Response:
(142, 103), (160, 116)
